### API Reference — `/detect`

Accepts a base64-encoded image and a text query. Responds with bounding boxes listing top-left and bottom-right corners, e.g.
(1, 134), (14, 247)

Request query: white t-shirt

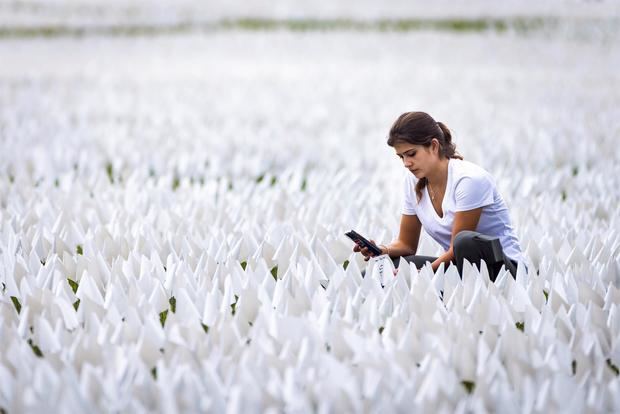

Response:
(402, 159), (524, 263)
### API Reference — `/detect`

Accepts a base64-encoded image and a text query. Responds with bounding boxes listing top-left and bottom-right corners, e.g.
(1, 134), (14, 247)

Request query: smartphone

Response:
(345, 230), (383, 256)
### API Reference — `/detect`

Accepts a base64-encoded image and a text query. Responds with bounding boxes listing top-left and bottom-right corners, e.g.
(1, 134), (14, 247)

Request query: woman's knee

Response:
(453, 230), (478, 254)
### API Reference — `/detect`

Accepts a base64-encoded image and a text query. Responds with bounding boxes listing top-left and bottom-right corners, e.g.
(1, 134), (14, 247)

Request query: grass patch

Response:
(240, 261), (247, 271)
(343, 260), (350, 270)
(572, 359), (577, 375)
(105, 162), (114, 183)
(202, 323), (209, 334)
(301, 177), (308, 192)
(10, 296), (21, 314)
(159, 309), (168, 327)
(172, 175), (180, 191)
(27, 339), (44, 358)
(67, 278), (79, 294)
(76, 244), (83, 255)
(461, 380), (476, 394)
(231, 294), (239, 316)
(516, 321), (525, 332)
(151, 367), (157, 380)
(0, 17), (567, 40)
(607, 359), (619, 376)
(543, 290), (549, 302)
(73, 299), (80, 311)
(159, 297), (177, 327)
(271, 266), (278, 281)
(378, 326), (385, 335)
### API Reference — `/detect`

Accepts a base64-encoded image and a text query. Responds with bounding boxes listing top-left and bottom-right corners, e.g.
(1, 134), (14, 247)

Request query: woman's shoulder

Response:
(451, 159), (493, 180)
(450, 159), (497, 193)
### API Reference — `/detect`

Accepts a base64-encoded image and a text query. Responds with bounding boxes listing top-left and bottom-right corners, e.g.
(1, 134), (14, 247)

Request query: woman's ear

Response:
(431, 138), (440, 155)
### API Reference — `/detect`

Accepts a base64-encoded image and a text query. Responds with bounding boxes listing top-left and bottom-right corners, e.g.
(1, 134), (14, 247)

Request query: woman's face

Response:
(393, 141), (439, 179)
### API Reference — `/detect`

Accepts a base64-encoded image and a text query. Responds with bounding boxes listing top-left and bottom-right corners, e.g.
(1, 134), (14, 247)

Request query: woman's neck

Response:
(426, 158), (449, 188)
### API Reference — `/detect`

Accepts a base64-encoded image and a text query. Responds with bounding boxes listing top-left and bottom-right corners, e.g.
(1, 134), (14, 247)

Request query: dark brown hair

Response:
(387, 111), (462, 201)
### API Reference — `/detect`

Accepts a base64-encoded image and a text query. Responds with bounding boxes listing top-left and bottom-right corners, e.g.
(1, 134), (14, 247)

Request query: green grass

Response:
(28, 339), (44, 358)
(159, 297), (177, 327)
(76, 244), (83, 255)
(231, 295), (239, 315)
(516, 321), (525, 332)
(105, 162), (114, 183)
(271, 266), (278, 281)
(159, 309), (168, 327)
(0, 17), (569, 39)
(461, 380), (476, 394)
(67, 278), (79, 294)
(172, 176), (180, 191)
(11, 296), (21, 314)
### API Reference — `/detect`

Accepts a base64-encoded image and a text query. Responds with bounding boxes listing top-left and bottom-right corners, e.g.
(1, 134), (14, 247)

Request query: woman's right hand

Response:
(353, 240), (385, 261)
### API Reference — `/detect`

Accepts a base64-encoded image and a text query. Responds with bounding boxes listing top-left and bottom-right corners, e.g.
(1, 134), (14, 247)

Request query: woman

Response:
(355, 111), (525, 280)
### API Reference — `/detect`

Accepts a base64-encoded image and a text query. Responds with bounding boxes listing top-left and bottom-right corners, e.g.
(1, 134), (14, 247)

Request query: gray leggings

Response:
(393, 231), (518, 282)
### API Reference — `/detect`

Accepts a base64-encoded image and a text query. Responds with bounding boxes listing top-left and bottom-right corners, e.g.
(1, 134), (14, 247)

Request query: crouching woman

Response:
(356, 111), (525, 280)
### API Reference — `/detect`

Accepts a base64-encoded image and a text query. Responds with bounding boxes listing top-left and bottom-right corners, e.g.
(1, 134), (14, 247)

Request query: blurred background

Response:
(1, 0), (619, 248)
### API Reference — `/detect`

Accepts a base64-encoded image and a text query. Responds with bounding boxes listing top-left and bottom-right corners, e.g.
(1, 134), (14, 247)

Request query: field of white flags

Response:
(1, 11), (620, 413)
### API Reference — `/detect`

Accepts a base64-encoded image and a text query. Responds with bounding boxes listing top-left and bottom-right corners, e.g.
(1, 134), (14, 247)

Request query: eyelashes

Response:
(398, 151), (416, 159)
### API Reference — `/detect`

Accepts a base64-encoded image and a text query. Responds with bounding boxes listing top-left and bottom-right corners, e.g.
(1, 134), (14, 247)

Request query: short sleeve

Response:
(402, 174), (417, 215)
(454, 175), (495, 211)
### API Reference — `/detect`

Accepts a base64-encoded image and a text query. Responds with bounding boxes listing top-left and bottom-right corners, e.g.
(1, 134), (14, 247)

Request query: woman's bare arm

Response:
(431, 207), (483, 271)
